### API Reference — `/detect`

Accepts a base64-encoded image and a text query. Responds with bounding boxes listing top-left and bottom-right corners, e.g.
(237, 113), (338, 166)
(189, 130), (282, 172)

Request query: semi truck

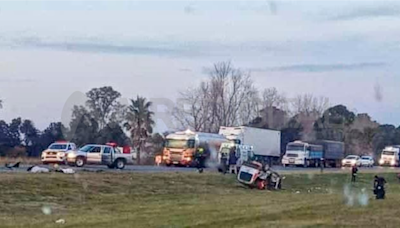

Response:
(218, 126), (281, 164)
(282, 140), (344, 167)
(379, 145), (400, 166)
(162, 129), (228, 166)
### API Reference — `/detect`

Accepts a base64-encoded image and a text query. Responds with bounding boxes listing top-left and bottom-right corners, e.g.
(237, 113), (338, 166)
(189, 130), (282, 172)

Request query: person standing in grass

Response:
(351, 165), (358, 182)
(228, 147), (238, 174)
(319, 158), (324, 174)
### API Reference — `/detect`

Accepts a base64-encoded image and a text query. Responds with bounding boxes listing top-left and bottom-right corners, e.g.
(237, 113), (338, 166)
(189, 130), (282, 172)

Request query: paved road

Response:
(1, 163), (400, 174)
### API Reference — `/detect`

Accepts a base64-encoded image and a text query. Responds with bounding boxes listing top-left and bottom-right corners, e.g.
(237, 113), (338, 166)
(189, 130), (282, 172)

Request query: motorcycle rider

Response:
(373, 175), (387, 200)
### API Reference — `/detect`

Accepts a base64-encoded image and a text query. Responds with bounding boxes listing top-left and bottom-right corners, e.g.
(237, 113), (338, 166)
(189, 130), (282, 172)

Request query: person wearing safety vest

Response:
(195, 147), (206, 173)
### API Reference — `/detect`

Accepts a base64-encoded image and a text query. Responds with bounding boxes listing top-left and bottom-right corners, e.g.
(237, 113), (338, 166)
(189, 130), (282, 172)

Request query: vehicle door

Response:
(87, 145), (102, 164)
(101, 146), (113, 165)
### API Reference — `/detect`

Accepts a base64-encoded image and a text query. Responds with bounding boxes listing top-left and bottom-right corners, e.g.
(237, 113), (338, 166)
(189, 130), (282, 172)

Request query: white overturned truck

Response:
(218, 126), (281, 165)
(282, 140), (344, 167)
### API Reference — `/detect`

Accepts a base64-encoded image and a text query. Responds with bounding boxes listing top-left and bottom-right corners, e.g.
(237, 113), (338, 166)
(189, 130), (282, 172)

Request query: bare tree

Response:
(261, 87), (288, 110)
(291, 94), (329, 117)
(173, 62), (258, 132)
(172, 83), (211, 132)
(290, 94), (329, 141)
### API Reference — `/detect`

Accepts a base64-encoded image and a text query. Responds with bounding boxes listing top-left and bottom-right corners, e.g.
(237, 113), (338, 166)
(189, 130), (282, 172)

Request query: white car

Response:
(41, 141), (77, 164)
(359, 156), (374, 167)
(341, 155), (361, 167)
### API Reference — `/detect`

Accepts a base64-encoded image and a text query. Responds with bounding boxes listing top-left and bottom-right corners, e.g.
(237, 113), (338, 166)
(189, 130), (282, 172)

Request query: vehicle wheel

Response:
(107, 164), (115, 169)
(165, 163), (172, 167)
(256, 179), (266, 190)
(115, 159), (126, 170)
(75, 157), (85, 167)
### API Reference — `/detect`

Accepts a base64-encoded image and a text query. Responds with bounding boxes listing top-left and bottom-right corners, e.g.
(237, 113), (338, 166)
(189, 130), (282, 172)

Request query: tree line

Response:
(0, 61), (399, 161)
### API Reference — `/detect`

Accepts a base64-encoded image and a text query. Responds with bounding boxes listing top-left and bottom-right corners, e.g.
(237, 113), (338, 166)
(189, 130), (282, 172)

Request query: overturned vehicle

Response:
(237, 161), (283, 190)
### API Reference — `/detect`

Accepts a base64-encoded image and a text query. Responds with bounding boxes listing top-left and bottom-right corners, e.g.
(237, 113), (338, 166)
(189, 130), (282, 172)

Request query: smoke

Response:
(206, 145), (220, 169)
(358, 188), (369, 206)
(374, 82), (383, 102)
(343, 184), (369, 207)
(267, 0), (278, 15)
(41, 206), (52, 215)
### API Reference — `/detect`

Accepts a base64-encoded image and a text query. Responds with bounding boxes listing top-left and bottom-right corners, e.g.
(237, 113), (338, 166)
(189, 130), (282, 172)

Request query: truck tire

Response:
(75, 157), (85, 167)
(115, 159), (126, 169)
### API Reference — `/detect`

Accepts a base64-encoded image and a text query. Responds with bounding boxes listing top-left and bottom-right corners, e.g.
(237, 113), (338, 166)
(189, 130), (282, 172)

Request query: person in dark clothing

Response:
(219, 152), (228, 174)
(195, 147), (206, 173)
(319, 158), (324, 174)
(351, 165), (358, 182)
(228, 147), (238, 174)
(374, 175), (387, 200)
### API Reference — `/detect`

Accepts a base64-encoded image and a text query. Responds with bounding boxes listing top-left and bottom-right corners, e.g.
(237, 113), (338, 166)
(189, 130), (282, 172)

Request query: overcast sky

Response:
(0, 1), (399, 131)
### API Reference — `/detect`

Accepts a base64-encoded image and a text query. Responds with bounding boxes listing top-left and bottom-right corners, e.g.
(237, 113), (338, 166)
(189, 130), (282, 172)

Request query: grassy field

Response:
(0, 157), (42, 166)
(0, 171), (400, 228)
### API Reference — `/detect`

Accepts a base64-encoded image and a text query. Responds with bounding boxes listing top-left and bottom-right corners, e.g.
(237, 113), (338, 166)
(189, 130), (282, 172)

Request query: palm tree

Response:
(124, 96), (155, 165)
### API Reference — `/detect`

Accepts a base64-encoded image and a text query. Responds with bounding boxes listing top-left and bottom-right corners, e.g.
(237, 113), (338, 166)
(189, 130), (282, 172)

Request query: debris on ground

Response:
(55, 168), (75, 174)
(27, 166), (50, 173)
(5, 162), (20, 170)
(55, 219), (66, 224)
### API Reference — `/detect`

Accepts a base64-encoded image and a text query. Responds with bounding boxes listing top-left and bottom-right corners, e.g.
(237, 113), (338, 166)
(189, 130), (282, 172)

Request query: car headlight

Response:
(67, 153), (76, 158)
(379, 159), (384, 164)
(390, 160), (396, 165)
(342, 160), (345, 164)
(351, 160), (356, 164)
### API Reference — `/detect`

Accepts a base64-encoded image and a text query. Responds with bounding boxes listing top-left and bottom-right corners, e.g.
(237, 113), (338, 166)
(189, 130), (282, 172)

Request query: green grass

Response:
(0, 171), (399, 228)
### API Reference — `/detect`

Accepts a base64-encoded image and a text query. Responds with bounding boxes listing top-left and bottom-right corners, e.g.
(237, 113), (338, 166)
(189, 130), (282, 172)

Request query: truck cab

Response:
(162, 130), (228, 167)
(379, 146), (400, 166)
(282, 141), (323, 167)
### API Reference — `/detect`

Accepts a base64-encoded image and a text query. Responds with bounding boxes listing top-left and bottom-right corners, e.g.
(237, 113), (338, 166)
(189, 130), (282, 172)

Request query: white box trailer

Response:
(219, 126), (281, 164)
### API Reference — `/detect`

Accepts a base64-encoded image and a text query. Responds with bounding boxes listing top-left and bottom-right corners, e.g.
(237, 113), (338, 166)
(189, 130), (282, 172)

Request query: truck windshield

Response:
(48, 144), (67, 150)
(286, 144), (304, 151)
(383, 151), (395, 156)
(165, 139), (188, 148)
(80, 145), (94, 152)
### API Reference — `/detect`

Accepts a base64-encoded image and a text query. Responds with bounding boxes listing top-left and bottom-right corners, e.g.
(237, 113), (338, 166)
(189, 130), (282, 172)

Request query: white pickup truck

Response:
(67, 144), (133, 169)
